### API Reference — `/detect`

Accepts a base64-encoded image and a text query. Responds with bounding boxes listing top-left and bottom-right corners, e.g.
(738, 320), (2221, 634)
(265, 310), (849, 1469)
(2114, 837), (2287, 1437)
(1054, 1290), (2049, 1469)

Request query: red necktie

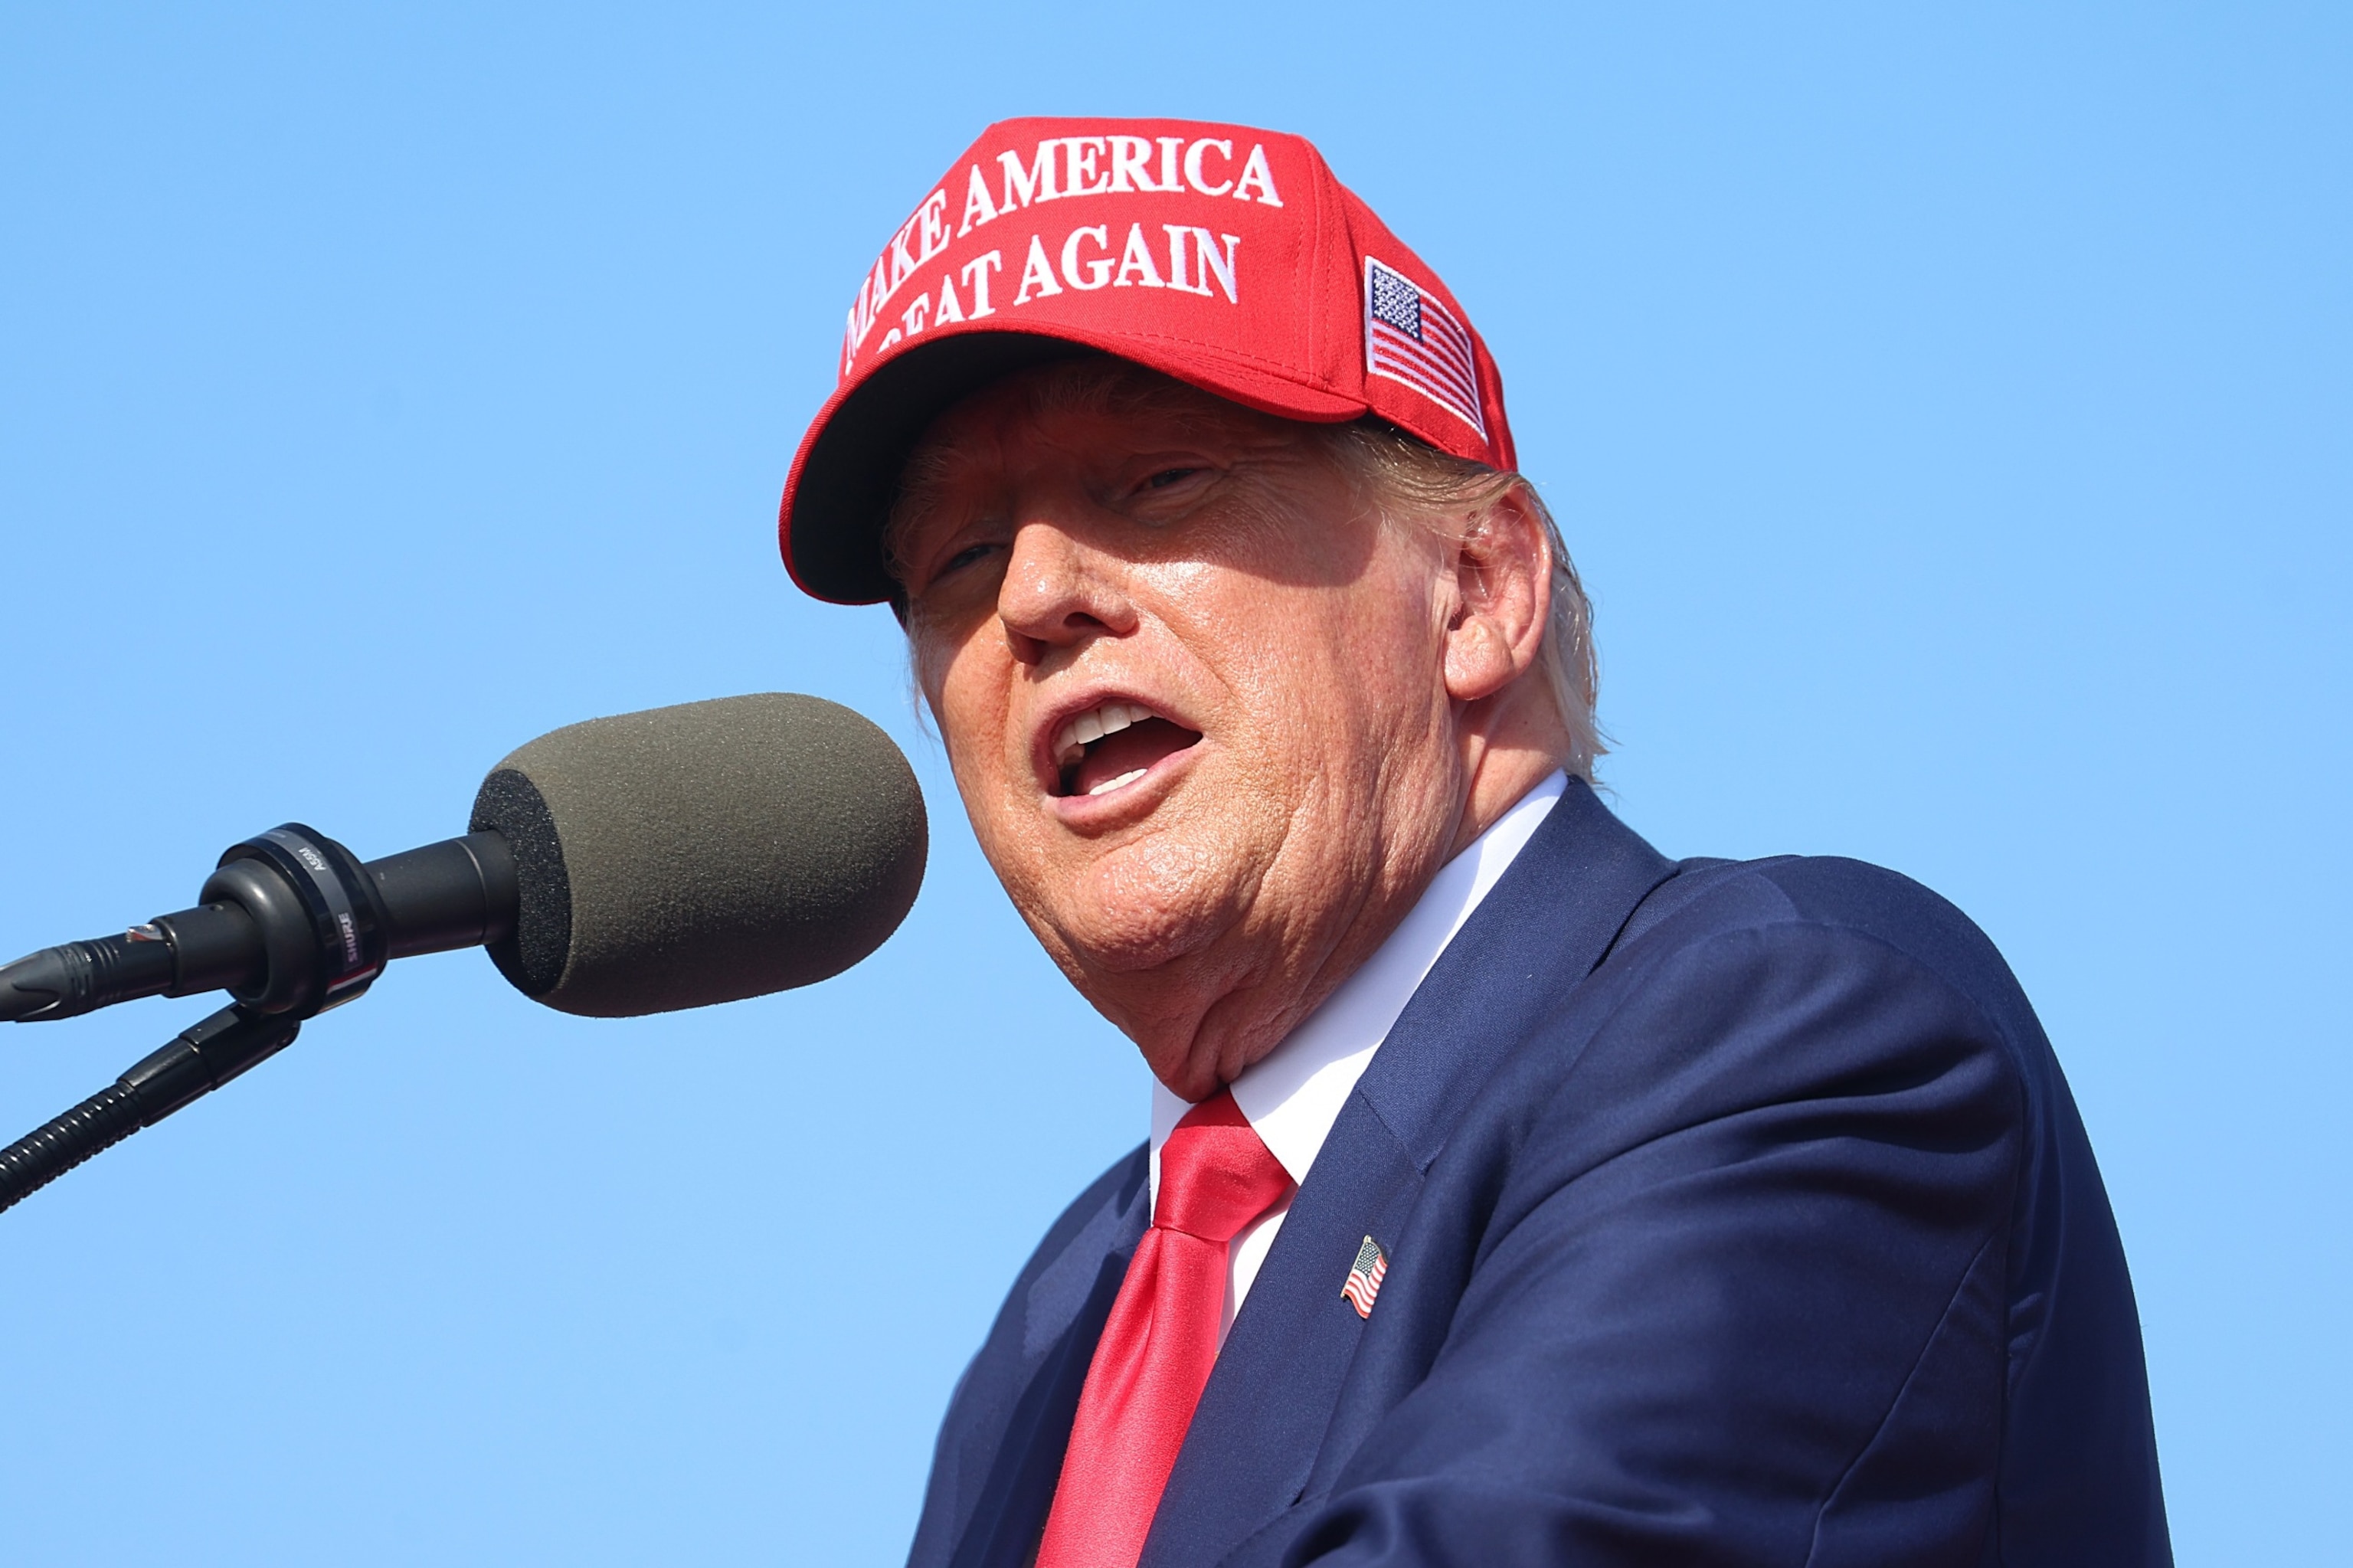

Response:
(1034, 1089), (1295, 1568)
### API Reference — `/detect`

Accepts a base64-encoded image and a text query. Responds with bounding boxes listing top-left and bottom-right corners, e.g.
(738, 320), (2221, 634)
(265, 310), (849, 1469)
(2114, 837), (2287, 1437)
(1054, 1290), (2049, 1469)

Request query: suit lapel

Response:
(1140, 782), (1677, 1566)
(918, 1154), (1150, 1568)
(1352, 781), (1677, 1172)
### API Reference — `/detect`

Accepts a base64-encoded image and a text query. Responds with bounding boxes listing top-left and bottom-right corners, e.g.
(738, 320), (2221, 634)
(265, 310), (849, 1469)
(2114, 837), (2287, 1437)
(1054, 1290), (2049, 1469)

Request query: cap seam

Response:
(1305, 148), (1327, 385)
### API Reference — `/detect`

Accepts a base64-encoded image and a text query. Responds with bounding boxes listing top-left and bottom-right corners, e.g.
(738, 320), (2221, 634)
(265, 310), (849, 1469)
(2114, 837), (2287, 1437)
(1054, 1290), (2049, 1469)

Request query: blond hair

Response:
(1313, 418), (1604, 781)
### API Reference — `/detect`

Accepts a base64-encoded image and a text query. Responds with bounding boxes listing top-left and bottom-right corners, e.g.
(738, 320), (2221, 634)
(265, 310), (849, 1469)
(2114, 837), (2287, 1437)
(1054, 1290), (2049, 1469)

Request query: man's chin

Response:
(1029, 824), (1242, 967)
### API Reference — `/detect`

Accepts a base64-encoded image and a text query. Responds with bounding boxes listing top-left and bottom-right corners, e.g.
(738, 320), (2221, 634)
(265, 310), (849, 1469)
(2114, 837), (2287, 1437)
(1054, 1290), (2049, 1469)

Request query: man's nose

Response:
(997, 519), (1135, 665)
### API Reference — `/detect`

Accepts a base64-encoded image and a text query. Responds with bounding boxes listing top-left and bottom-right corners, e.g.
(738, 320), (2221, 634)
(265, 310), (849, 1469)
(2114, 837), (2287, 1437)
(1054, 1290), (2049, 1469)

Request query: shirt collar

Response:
(1151, 772), (1568, 1193)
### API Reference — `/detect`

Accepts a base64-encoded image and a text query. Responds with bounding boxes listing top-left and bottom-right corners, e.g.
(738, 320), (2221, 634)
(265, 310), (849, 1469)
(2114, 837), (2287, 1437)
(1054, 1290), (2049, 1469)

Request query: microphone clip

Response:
(203, 825), (391, 1019)
(0, 823), (390, 1026)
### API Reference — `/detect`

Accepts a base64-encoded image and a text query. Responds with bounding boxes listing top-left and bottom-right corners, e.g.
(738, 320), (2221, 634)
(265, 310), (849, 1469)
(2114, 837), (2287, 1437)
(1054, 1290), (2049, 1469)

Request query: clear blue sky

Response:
(2, 5), (2344, 1563)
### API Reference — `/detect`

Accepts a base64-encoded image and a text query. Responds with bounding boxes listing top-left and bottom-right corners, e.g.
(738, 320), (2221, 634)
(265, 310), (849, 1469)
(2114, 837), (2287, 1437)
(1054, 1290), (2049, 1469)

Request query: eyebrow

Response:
(882, 442), (977, 583)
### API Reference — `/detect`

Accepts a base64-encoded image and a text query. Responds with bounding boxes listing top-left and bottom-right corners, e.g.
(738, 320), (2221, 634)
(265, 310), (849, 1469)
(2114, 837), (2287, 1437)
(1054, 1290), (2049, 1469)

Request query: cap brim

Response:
(782, 333), (1091, 604)
(781, 326), (1366, 606)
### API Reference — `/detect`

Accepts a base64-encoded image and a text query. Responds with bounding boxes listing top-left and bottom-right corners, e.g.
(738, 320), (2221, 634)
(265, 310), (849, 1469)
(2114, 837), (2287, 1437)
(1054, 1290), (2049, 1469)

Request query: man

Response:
(779, 119), (2170, 1567)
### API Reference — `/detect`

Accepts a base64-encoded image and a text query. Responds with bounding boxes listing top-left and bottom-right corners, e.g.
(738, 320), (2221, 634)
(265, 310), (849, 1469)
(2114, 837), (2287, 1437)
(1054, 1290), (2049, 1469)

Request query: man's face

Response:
(892, 365), (1471, 1097)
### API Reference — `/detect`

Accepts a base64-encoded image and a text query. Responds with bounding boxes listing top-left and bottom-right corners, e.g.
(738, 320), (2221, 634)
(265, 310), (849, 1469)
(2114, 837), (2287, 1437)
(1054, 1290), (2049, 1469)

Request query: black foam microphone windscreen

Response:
(467, 694), (927, 1017)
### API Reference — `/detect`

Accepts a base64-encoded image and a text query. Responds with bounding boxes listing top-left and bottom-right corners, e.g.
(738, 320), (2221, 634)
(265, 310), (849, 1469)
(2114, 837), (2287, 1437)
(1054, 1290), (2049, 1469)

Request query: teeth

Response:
(1087, 768), (1148, 797)
(1053, 700), (1151, 764)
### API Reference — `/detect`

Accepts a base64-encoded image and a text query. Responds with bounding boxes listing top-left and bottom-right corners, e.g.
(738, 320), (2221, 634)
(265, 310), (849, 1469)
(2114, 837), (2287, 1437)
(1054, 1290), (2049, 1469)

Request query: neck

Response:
(1447, 671), (1576, 859)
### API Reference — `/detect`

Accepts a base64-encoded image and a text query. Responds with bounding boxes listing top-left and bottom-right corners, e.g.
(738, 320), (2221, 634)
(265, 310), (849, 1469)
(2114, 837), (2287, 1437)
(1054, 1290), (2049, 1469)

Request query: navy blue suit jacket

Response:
(907, 781), (2170, 1566)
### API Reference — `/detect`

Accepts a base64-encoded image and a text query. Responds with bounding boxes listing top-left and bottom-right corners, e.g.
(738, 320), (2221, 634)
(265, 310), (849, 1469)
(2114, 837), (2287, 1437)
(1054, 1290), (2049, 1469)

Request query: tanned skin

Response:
(892, 365), (1570, 1102)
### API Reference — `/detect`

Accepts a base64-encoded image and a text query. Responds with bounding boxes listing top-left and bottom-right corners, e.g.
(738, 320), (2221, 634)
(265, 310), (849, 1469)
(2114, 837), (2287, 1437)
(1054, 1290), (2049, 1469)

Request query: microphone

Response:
(470, 691), (928, 1016)
(0, 692), (929, 1024)
(0, 693), (928, 1215)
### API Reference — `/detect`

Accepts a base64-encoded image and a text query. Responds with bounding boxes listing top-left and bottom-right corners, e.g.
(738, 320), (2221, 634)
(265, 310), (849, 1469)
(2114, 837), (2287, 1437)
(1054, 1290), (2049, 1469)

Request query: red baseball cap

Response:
(778, 116), (1516, 604)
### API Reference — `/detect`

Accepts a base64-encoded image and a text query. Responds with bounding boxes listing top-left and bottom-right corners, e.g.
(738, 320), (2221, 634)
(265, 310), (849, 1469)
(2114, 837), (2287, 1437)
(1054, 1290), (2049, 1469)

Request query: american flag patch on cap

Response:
(1341, 1234), (1389, 1319)
(1364, 258), (1485, 438)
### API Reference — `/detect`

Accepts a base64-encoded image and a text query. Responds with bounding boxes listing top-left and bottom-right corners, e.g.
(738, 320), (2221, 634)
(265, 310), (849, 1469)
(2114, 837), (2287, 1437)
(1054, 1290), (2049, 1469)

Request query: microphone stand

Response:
(0, 1006), (301, 1215)
(0, 820), (507, 1216)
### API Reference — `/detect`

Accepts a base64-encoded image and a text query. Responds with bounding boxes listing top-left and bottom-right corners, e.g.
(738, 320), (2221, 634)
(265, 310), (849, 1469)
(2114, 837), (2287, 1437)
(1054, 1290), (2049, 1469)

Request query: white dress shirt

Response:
(1148, 772), (1568, 1339)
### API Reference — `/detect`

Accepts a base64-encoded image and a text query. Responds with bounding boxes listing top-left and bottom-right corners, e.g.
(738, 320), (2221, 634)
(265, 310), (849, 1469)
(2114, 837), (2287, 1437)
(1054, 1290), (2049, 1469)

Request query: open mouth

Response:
(1051, 700), (1204, 798)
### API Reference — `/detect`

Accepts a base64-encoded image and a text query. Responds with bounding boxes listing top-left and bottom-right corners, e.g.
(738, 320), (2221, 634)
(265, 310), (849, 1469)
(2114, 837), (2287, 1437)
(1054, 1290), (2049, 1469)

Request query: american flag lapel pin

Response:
(1341, 1235), (1389, 1319)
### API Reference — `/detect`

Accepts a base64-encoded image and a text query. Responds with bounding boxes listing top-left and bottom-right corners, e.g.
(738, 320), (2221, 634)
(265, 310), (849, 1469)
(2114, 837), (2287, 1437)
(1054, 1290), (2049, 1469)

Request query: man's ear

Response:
(1442, 483), (1553, 705)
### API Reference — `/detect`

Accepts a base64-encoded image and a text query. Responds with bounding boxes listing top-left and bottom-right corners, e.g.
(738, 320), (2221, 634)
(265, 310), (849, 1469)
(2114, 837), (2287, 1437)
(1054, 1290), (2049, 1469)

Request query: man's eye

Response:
(928, 542), (998, 585)
(1144, 466), (1202, 491)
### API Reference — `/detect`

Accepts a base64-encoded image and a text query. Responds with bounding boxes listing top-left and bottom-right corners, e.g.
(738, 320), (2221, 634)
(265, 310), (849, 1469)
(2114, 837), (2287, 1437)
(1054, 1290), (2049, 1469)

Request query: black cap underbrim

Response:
(784, 332), (1096, 605)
